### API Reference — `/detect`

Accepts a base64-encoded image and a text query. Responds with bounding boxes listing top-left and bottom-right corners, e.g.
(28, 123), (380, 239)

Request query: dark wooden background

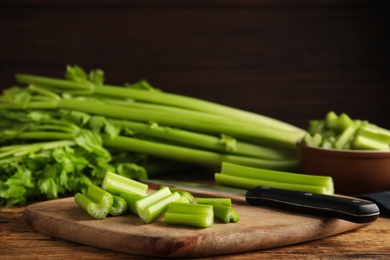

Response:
(1, 0), (389, 129)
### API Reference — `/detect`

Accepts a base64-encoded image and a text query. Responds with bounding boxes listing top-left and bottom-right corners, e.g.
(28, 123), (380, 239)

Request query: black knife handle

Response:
(245, 186), (380, 223)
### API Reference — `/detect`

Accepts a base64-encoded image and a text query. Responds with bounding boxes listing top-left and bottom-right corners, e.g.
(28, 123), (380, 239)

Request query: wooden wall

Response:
(1, 0), (389, 129)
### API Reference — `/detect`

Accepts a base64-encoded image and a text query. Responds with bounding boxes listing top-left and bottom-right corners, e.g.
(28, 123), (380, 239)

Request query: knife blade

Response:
(143, 179), (380, 224)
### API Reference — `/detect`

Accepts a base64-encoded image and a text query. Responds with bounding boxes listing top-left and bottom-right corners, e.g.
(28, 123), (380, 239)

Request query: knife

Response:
(143, 179), (380, 224)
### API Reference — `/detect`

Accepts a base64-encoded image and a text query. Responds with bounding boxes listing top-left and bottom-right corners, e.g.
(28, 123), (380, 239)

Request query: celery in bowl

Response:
(297, 112), (390, 195)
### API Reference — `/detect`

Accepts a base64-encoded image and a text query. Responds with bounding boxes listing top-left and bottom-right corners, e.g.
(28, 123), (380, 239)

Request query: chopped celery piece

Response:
(164, 202), (214, 228)
(135, 186), (172, 216)
(335, 113), (354, 133)
(220, 162), (334, 191)
(352, 125), (390, 150)
(325, 111), (339, 130)
(302, 133), (322, 147)
(109, 195), (128, 216)
(74, 184), (113, 220)
(303, 112), (390, 151)
(160, 186), (195, 204)
(352, 135), (389, 150)
(215, 173), (333, 195)
(196, 198), (232, 207)
(102, 171), (148, 196)
(120, 191), (147, 214)
(198, 201), (240, 223)
(139, 192), (181, 224)
(334, 125), (356, 149)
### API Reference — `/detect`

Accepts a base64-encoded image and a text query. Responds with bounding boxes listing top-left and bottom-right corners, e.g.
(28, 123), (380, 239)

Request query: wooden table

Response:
(1, 202), (390, 259)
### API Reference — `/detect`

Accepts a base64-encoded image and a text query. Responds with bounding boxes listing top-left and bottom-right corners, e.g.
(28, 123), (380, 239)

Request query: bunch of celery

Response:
(76, 171), (239, 227)
(0, 65), (306, 207)
(302, 111), (390, 150)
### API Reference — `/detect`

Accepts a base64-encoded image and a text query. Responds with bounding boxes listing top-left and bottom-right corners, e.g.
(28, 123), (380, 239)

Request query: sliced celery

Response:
(102, 171), (148, 196)
(139, 192), (181, 224)
(120, 191), (147, 214)
(135, 186), (172, 216)
(160, 186), (194, 204)
(74, 184), (113, 220)
(202, 201), (240, 223)
(196, 198), (232, 207)
(164, 202), (214, 228)
(109, 195), (128, 216)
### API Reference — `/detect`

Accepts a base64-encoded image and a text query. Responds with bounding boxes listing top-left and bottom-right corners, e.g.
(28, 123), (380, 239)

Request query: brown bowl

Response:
(297, 142), (390, 195)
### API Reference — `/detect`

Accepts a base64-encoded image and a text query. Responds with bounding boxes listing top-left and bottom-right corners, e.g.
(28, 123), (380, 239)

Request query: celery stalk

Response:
(161, 186), (194, 204)
(139, 192), (181, 224)
(110, 120), (294, 160)
(215, 173), (333, 194)
(102, 171), (148, 196)
(164, 202), (214, 228)
(334, 125), (356, 149)
(102, 135), (298, 171)
(15, 73), (305, 134)
(109, 195), (128, 216)
(199, 201), (240, 223)
(120, 191), (147, 214)
(135, 186), (172, 216)
(74, 184), (113, 220)
(196, 198), (232, 207)
(220, 162), (334, 190)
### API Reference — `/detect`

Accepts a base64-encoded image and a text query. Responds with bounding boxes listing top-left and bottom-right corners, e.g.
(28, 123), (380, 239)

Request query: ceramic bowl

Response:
(297, 142), (390, 195)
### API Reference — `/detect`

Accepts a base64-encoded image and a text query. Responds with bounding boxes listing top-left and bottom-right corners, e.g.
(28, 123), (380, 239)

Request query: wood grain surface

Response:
(23, 194), (365, 258)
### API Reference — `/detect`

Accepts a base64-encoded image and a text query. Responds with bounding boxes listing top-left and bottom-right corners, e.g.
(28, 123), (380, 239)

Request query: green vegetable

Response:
(215, 162), (334, 194)
(302, 111), (390, 150)
(135, 186), (172, 216)
(215, 173), (332, 194)
(161, 186), (195, 204)
(197, 198), (240, 223)
(102, 171), (148, 196)
(139, 192), (181, 224)
(74, 184), (113, 220)
(196, 197), (232, 207)
(164, 202), (214, 228)
(109, 195), (128, 216)
(0, 65), (307, 207)
(119, 191), (147, 214)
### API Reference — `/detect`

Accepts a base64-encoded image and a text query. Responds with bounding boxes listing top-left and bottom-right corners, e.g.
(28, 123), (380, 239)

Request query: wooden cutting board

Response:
(23, 188), (368, 258)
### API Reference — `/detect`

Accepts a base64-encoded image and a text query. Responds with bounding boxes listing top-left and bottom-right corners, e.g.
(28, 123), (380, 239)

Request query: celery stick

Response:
(334, 125), (356, 149)
(15, 73), (305, 134)
(74, 184), (113, 220)
(220, 162), (334, 190)
(161, 186), (194, 204)
(198, 201), (240, 223)
(102, 171), (148, 196)
(139, 192), (181, 224)
(52, 98), (303, 150)
(135, 186), (172, 216)
(109, 195), (128, 216)
(110, 119), (294, 160)
(352, 124), (390, 150)
(120, 191), (147, 214)
(164, 202), (214, 228)
(325, 111), (339, 130)
(196, 198), (232, 207)
(215, 173), (333, 195)
(352, 135), (389, 150)
(302, 133), (322, 147)
(335, 113), (354, 133)
(102, 135), (298, 171)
